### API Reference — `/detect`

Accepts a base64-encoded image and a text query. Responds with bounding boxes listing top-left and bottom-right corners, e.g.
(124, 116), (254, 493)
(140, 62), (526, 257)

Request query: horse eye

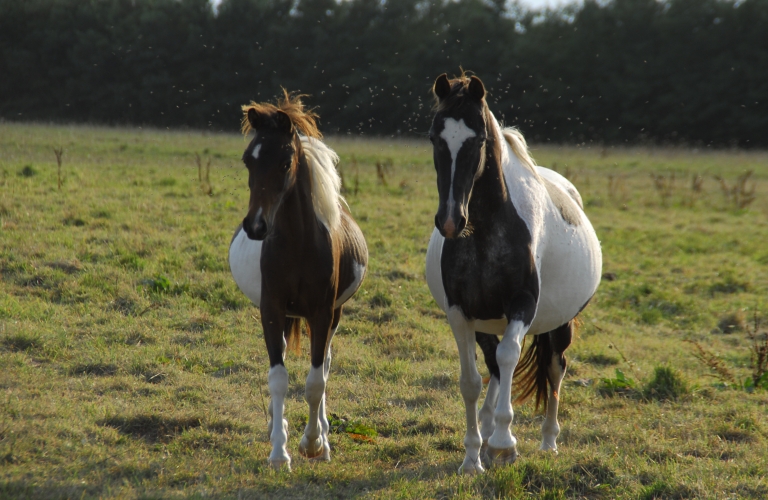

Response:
(281, 161), (291, 171)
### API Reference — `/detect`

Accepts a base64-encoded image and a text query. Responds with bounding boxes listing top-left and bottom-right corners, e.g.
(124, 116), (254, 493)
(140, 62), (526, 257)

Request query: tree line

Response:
(1, 0), (766, 146)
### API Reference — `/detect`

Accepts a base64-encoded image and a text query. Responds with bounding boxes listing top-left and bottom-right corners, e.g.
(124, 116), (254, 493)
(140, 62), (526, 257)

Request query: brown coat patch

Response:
(541, 177), (582, 226)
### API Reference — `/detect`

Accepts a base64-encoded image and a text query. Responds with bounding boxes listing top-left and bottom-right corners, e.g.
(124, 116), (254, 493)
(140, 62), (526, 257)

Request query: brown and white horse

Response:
(426, 74), (602, 474)
(229, 92), (367, 470)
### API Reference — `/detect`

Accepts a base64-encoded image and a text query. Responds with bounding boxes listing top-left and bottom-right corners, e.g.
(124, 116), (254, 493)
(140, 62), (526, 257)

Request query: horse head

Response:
(429, 73), (490, 239)
(240, 105), (300, 240)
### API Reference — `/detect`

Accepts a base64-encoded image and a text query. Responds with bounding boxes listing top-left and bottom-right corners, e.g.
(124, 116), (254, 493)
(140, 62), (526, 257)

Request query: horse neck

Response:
(273, 142), (319, 243)
(466, 116), (508, 230)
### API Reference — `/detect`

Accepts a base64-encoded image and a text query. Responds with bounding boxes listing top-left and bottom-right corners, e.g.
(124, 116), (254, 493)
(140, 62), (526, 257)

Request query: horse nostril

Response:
(457, 216), (467, 234)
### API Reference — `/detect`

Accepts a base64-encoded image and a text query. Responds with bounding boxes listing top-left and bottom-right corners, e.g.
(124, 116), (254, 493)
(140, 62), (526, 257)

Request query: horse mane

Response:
(240, 89), (322, 139)
(500, 126), (539, 178)
(301, 136), (343, 231)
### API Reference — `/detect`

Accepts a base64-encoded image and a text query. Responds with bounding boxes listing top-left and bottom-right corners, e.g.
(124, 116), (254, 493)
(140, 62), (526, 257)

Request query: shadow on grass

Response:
(0, 481), (96, 500)
(100, 414), (203, 443)
(98, 414), (250, 444)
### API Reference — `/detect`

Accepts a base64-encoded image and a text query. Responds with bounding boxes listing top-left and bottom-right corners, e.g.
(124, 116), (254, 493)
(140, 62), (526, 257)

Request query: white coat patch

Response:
(251, 143), (262, 161)
(229, 228), (262, 306)
(440, 118), (477, 215)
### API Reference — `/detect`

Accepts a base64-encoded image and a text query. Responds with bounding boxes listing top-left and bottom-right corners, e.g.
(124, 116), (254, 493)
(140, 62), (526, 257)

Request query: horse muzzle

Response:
(435, 212), (467, 239)
(243, 215), (268, 241)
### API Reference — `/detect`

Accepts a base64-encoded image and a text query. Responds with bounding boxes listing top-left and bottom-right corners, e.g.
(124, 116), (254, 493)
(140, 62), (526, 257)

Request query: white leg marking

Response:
(487, 320), (528, 465)
(447, 307), (484, 475)
(541, 353), (565, 453)
(251, 143), (262, 160)
(440, 118), (477, 217)
(319, 345), (332, 446)
(479, 375), (499, 463)
(299, 328), (336, 461)
(299, 365), (328, 460)
(267, 364), (291, 470)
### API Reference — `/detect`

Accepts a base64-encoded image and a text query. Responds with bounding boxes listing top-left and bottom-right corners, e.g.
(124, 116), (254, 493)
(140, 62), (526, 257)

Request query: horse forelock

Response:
(241, 89), (321, 139)
(433, 74), (474, 113)
(300, 136), (343, 232)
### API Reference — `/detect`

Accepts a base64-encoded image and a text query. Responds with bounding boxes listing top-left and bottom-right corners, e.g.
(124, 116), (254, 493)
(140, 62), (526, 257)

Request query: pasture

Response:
(1, 122), (767, 499)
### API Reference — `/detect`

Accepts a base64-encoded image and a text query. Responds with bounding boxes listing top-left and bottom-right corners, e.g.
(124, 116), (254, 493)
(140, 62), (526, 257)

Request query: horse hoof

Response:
(486, 445), (519, 466)
(458, 457), (486, 475)
(540, 443), (558, 454)
(269, 458), (291, 471)
(309, 441), (331, 462)
(299, 435), (329, 460)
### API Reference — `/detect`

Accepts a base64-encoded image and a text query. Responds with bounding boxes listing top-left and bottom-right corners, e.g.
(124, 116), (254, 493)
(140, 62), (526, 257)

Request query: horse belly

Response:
(229, 227), (263, 307)
(530, 213), (602, 335)
(335, 261), (366, 308)
(426, 229), (448, 312)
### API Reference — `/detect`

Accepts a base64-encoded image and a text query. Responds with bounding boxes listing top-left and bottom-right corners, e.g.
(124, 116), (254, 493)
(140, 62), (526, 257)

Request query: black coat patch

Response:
(440, 172), (539, 326)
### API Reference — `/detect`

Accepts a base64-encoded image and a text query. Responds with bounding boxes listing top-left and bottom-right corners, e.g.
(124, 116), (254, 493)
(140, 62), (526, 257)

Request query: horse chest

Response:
(441, 229), (537, 321)
(229, 227), (335, 315)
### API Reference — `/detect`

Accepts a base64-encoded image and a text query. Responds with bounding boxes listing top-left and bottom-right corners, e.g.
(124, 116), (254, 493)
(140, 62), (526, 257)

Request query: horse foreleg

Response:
(262, 309), (291, 470)
(448, 307), (484, 475)
(299, 309), (335, 461)
(475, 331), (500, 464)
(487, 319), (527, 466)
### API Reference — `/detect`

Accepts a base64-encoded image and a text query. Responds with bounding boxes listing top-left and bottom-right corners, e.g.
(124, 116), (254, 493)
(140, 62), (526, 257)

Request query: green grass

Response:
(1, 122), (768, 499)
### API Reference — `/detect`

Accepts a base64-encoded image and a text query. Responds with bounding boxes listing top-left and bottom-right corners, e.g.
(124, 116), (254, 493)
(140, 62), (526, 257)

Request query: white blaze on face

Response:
(251, 143), (262, 161)
(440, 118), (477, 216)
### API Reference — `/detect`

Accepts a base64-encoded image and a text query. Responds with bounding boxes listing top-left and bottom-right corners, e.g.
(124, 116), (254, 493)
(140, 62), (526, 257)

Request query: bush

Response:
(644, 366), (688, 401)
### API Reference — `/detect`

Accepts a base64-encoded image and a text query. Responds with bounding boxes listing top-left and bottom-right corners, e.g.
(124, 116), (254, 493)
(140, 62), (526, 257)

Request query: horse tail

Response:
(514, 320), (574, 413)
(513, 333), (552, 412)
(284, 317), (309, 354)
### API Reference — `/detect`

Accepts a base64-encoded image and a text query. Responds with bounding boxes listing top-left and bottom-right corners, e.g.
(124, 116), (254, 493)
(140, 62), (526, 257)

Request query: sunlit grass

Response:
(1, 122), (767, 498)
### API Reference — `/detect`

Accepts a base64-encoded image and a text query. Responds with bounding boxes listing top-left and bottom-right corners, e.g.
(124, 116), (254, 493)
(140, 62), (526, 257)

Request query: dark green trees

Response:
(1, 0), (765, 145)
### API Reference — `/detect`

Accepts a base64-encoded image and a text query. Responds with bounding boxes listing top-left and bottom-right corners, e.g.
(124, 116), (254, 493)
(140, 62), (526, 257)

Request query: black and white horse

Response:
(425, 74), (602, 474)
(229, 92), (367, 470)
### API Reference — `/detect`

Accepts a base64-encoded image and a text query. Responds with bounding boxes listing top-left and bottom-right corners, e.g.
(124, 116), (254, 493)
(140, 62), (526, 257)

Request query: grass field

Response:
(1, 122), (768, 499)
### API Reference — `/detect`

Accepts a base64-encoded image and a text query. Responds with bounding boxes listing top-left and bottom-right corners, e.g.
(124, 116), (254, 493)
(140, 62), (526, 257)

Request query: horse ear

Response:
(274, 110), (293, 135)
(468, 76), (485, 101)
(433, 73), (451, 101)
(247, 108), (263, 130)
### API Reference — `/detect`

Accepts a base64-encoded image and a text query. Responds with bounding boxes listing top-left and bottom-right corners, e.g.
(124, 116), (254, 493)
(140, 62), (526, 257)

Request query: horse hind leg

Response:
(475, 332), (500, 465)
(540, 321), (573, 453)
(316, 307), (342, 461)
